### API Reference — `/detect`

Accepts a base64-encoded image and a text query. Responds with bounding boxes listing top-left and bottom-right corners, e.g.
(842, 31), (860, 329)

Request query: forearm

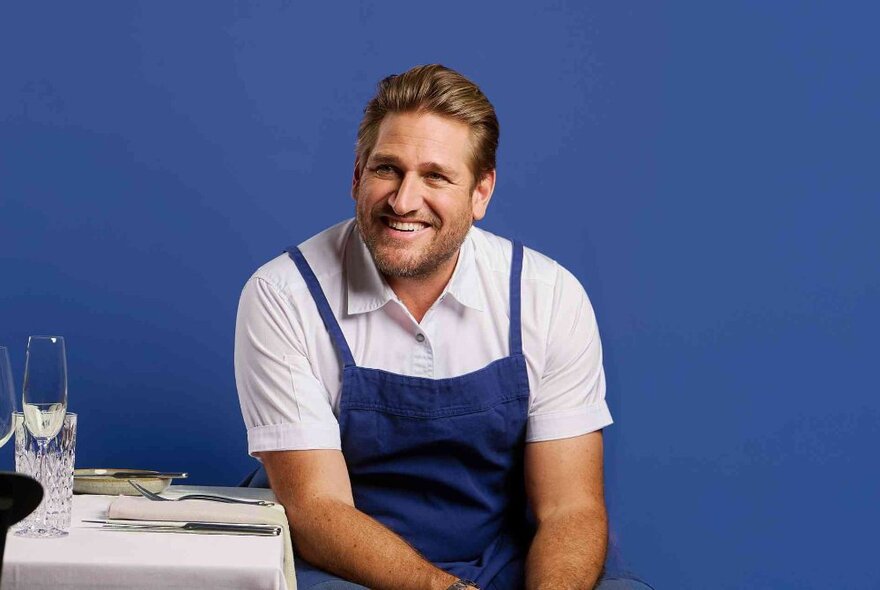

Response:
(525, 506), (607, 590)
(289, 495), (458, 590)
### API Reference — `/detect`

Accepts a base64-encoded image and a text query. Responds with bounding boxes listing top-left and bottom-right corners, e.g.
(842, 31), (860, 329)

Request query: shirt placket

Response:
(411, 312), (435, 379)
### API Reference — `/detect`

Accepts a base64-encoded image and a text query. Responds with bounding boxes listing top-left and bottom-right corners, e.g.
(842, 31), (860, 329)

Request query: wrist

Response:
(430, 571), (460, 590)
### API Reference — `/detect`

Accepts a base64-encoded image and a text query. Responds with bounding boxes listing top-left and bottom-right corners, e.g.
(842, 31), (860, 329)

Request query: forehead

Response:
(370, 111), (472, 170)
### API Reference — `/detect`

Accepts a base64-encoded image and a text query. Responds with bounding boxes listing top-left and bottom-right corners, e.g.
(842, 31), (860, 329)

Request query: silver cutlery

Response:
(128, 480), (275, 507)
(84, 519), (281, 536)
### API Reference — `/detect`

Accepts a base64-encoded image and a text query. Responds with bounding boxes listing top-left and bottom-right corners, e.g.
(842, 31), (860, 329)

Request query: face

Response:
(353, 111), (495, 280)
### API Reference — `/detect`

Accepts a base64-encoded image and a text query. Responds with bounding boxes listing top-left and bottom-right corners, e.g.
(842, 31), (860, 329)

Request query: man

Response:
(236, 65), (643, 590)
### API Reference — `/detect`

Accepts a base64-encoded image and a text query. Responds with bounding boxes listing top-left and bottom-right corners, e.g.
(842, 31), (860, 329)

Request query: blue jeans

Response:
(303, 576), (654, 589)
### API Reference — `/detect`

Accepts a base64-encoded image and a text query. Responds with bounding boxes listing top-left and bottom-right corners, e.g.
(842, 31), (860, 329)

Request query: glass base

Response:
(14, 525), (69, 538)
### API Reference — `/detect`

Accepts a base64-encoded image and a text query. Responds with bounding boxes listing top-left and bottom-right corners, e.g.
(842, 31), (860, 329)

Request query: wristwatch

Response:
(446, 580), (480, 590)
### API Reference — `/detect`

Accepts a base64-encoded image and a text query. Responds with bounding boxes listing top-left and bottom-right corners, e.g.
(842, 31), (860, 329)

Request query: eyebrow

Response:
(369, 152), (459, 179)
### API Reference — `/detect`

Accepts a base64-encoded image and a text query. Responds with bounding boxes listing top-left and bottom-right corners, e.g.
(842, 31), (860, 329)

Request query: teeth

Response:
(387, 220), (426, 232)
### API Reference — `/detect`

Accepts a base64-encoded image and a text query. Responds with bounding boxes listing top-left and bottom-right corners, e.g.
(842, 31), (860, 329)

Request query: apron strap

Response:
(509, 240), (524, 357)
(286, 247), (357, 369)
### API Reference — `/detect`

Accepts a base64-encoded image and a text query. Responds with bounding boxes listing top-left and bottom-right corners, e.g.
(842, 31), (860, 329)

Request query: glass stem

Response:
(37, 437), (47, 472)
(36, 437), (48, 525)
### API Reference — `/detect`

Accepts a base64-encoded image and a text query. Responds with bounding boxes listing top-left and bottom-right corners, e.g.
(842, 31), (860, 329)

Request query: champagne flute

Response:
(21, 336), (68, 484)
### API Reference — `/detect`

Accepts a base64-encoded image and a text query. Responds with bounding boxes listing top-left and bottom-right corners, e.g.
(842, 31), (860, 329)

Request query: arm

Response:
(259, 448), (459, 590)
(523, 260), (611, 588)
(524, 431), (608, 590)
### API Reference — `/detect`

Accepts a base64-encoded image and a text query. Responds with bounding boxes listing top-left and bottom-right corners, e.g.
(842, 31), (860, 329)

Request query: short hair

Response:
(355, 64), (500, 183)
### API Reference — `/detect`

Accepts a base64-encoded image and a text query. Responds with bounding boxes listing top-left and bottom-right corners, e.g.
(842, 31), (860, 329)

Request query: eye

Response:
(425, 171), (448, 182)
(372, 164), (398, 178)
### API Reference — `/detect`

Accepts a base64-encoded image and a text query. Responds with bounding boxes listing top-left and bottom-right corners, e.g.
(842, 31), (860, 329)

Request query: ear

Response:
(351, 159), (362, 201)
(470, 169), (496, 221)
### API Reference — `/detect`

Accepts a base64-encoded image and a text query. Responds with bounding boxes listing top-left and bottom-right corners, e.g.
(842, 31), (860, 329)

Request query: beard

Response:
(356, 198), (473, 279)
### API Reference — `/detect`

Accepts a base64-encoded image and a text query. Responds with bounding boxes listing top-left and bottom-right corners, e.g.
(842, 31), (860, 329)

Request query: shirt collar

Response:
(443, 230), (486, 312)
(345, 225), (486, 316)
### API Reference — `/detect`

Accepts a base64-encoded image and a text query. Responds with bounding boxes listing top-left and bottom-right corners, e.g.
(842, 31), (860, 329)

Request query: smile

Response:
(382, 218), (432, 234)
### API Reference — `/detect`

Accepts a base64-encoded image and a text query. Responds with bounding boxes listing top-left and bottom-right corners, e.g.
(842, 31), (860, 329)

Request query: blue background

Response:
(1, 2), (877, 588)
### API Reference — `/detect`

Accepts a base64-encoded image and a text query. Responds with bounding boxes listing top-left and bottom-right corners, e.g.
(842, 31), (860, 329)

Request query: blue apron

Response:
(283, 241), (532, 589)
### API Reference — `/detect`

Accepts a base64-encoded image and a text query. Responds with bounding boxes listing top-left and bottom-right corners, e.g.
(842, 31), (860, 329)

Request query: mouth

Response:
(380, 217), (433, 236)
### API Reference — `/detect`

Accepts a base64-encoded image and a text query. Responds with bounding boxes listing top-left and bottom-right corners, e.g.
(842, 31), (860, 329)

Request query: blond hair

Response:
(356, 64), (499, 182)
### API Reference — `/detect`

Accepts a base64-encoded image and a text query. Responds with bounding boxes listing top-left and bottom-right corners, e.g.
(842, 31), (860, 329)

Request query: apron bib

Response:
(288, 240), (531, 589)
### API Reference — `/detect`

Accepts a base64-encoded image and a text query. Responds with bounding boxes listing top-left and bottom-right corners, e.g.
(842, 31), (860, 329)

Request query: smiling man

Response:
(354, 108), (493, 323)
(235, 65), (644, 590)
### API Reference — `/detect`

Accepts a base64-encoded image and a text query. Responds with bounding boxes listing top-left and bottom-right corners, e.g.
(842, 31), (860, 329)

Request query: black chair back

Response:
(239, 465), (269, 488)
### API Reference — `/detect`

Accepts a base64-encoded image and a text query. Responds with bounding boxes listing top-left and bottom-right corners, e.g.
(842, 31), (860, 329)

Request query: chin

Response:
(374, 253), (425, 278)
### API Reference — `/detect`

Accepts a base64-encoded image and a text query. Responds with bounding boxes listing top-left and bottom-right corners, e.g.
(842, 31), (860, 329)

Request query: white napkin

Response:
(108, 496), (296, 590)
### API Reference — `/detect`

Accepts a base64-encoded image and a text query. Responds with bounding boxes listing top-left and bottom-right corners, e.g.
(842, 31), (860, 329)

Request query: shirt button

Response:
(415, 333), (425, 343)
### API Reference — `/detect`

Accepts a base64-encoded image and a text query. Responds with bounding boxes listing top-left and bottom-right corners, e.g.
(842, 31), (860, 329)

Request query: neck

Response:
(386, 253), (459, 323)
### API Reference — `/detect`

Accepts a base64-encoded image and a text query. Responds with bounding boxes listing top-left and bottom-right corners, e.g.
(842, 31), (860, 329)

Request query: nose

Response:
(388, 172), (423, 216)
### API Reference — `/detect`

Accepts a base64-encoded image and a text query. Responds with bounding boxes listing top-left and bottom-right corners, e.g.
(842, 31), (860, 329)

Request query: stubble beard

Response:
(356, 199), (473, 280)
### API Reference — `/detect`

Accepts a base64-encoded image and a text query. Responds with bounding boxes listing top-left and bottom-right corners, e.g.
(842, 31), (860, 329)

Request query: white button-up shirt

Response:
(235, 219), (612, 455)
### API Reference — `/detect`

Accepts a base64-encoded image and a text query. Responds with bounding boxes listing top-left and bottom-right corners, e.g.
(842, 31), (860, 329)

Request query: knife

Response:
(83, 519), (281, 536)
(76, 470), (189, 479)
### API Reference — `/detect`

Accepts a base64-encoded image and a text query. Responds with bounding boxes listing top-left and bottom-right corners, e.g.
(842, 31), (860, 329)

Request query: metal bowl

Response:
(73, 469), (181, 496)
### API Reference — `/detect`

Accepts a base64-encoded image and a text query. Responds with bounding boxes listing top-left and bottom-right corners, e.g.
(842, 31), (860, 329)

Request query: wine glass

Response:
(0, 346), (44, 553)
(0, 347), (17, 448)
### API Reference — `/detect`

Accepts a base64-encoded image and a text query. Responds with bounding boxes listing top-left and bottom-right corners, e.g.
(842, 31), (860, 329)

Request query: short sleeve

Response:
(526, 264), (613, 442)
(234, 276), (342, 454)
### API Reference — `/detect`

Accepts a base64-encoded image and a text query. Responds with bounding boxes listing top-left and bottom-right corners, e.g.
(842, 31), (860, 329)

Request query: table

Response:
(1, 485), (288, 590)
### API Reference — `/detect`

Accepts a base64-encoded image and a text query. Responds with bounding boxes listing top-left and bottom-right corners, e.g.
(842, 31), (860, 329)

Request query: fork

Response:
(128, 480), (275, 507)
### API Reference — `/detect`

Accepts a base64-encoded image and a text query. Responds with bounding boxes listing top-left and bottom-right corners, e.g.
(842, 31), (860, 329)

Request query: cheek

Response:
(359, 179), (391, 204)
(354, 184), (378, 209)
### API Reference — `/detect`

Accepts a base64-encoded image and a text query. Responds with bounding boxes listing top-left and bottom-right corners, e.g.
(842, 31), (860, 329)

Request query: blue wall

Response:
(1, 3), (877, 588)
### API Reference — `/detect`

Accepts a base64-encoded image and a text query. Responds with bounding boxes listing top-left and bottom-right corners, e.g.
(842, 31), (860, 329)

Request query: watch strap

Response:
(446, 580), (480, 590)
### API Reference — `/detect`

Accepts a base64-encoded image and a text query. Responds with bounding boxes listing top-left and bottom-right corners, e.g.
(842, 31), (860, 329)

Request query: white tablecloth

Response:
(1, 486), (287, 590)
